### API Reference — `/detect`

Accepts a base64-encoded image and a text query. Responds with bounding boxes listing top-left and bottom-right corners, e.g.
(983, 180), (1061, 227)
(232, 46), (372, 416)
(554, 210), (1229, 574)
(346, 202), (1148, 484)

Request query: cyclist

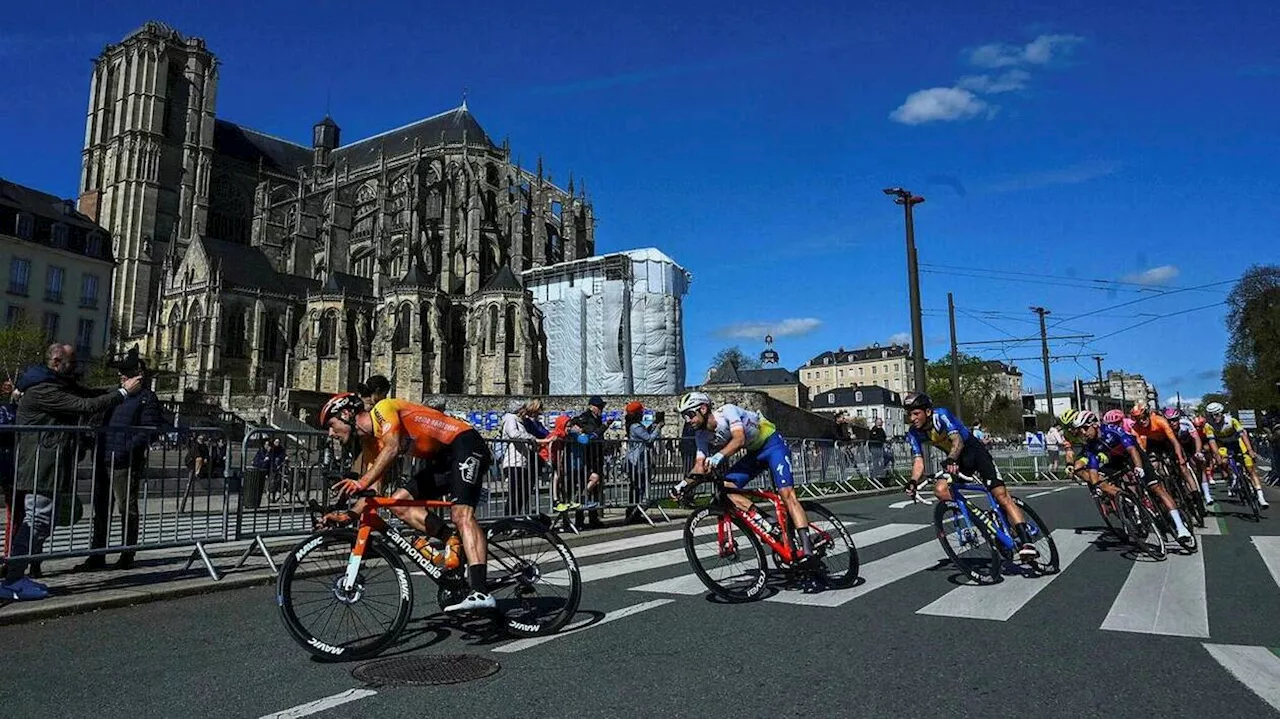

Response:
(1203, 402), (1269, 509)
(320, 393), (496, 613)
(668, 392), (816, 560)
(1128, 403), (1204, 512)
(1165, 407), (1214, 506)
(1094, 409), (1194, 543)
(902, 392), (1038, 559)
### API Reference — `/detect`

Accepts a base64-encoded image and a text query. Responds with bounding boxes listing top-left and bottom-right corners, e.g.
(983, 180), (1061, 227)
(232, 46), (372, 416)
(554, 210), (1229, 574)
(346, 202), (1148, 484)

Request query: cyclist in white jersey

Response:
(669, 392), (815, 559)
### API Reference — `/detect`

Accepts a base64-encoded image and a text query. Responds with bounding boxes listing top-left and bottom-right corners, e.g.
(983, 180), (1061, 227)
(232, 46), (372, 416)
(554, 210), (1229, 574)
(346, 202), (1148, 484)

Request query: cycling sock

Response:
(1169, 509), (1188, 533)
(797, 527), (813, 555)
(467, 564), (487, 593)
(1200, 481), (1213, 500)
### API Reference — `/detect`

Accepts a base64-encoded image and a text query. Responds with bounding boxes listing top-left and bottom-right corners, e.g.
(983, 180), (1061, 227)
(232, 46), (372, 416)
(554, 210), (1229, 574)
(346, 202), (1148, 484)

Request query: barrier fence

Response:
(1, 425), (1080, 582)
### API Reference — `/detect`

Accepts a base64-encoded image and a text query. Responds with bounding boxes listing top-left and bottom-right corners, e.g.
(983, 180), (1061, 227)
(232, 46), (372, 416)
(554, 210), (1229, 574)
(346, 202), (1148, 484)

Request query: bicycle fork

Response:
(341, 525), (373, 591)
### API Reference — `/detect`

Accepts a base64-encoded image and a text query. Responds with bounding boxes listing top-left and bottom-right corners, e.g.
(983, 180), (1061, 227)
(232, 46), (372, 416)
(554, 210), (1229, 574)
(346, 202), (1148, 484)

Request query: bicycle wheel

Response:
(1012, 497), (1059, 574)
(277, 528), (414, 661)
(683, 507), (769, 602)
(484, 518), (582, 637)
(933, 500), (1002, 585)
(1118, 493), (1167, 561)
(1233, 466), (1261, 521)
(800, 501), (859, 589)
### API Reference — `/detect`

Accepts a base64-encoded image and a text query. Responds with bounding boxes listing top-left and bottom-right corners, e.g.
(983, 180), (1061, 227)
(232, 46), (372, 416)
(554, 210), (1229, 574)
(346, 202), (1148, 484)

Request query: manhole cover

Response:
(351, 654), (500, 686)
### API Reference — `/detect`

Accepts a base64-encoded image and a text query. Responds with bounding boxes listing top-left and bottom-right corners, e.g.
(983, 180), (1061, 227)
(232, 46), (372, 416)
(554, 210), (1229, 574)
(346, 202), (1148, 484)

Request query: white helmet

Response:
(677, 391), (712, 413)
(1205, 401), (1225, 415)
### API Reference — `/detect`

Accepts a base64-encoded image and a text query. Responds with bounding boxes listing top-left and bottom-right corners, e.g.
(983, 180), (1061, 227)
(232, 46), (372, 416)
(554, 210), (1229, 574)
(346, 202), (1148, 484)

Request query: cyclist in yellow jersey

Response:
(320, 393), (497, 612)
(1203, 402), (1268, 508)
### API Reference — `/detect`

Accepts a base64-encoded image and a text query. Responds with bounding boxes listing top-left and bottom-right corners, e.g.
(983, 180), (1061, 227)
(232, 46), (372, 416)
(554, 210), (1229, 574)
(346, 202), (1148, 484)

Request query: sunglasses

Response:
(681, 409), (700, 420)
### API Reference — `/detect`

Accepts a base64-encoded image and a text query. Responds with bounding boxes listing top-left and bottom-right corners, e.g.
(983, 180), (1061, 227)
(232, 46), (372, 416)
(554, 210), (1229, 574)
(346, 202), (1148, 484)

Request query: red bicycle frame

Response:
(717, 487), (803, 564)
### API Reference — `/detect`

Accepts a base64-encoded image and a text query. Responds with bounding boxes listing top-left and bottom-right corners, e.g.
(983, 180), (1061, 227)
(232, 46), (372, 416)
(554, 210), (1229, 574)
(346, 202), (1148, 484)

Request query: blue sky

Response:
(2, 0), (1277, 405)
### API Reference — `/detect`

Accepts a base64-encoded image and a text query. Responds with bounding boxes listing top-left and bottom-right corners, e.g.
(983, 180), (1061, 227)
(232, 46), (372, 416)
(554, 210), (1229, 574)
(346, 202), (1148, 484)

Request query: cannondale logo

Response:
(458, 456), (481, 485)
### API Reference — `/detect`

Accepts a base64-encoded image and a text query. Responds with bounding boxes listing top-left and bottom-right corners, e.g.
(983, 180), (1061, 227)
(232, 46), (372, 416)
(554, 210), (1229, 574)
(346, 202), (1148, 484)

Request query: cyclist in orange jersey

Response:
(321, 393), (496, 613)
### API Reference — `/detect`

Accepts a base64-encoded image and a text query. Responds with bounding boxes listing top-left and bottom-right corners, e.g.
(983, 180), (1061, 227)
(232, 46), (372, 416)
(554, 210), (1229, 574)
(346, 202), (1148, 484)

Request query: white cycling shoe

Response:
(444, 591), (496, 613)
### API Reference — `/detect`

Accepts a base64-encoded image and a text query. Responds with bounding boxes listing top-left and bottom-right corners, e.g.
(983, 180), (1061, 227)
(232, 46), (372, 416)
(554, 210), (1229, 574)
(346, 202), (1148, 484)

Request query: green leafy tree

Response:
(1195, 392), (1231, 415)
(0, 320), (48, 382)
(1223, 264), (1280, 410)
(925, 352), (1002, 425)
(708, 346), (762, 374)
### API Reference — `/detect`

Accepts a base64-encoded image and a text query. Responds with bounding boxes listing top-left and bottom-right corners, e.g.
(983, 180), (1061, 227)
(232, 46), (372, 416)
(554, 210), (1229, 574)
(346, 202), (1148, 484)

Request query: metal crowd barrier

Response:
(1, 425), (234, 580)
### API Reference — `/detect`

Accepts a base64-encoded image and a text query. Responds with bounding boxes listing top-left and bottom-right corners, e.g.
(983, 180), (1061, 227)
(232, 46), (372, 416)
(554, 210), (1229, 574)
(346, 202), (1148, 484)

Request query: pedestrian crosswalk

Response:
(527, 513), (1280, 643)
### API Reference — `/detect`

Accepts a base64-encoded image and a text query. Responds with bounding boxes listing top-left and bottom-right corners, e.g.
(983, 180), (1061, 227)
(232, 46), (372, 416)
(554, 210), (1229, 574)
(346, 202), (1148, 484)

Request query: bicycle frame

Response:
(947, 480), (1018, 552)
(712, 484), (804, 565)
(341, 495), (455, 591)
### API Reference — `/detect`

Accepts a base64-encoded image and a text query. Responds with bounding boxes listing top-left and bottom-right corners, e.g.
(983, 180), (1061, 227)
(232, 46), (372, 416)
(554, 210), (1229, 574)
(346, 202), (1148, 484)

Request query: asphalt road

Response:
(4, 483), (1280, 719)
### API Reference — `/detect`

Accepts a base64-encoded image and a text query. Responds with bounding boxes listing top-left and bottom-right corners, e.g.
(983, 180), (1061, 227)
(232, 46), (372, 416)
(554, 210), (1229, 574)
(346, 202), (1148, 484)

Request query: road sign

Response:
(1025, 431), (1046, 456)
(1238, 410), (1258, 429)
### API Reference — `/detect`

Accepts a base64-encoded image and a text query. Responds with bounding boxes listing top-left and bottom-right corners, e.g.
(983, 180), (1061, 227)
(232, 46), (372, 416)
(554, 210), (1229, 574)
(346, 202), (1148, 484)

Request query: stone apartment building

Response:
(702, 360), (809, 408)
(982, 360), (1024, 403)
(1, 178), (114, 361)
(76, 21), (591, 398)
(798, 343), (916, 396)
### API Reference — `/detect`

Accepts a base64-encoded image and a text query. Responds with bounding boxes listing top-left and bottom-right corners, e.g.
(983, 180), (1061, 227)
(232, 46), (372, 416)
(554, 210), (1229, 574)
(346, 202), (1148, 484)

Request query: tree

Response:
(1223, 265), (1280, 410)
(1195, 392), (1231, 415)
(925, 352), (1002, 425)
(707, 346), (761, 374)
(0, 320), (48, 382)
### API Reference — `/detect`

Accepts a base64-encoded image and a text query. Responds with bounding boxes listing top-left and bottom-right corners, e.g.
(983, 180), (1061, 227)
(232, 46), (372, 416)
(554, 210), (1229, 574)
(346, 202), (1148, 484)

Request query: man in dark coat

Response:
(3, 344), (141, 600)
(78, 348), (165, 572)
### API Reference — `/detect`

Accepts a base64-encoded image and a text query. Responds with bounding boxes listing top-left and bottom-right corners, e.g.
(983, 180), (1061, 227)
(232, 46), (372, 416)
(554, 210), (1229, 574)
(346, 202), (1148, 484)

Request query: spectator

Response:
(210, 436), (228, 480)
(179, 435), (210, 512)
(4, 344), (141, 600)
(547, 414), (578, 517)
(868, 418), (888, 478)
(80, 349), (165, 571)
(500, 399), (552, 516)
(624, 401), (662, 523)
(1045, 424), (1065, 472)
(358, 374), (391, 410)
(268, 437), (288, 496)
(251, 439), (272, 472)
(567, 395), (607, 529)
(972, 422), (990, 446)
(1, 377), (18, 571)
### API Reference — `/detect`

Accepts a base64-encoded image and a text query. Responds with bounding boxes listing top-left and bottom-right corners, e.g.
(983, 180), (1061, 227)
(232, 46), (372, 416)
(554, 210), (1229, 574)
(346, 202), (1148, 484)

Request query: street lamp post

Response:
(884, 187), (928, 396)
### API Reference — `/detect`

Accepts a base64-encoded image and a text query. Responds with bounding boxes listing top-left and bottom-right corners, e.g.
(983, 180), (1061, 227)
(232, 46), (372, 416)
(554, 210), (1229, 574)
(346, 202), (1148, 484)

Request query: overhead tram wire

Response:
(1088, 301), (1227, 342)
(1052, 279), (1236, 326)
(919, 268), (1153, 293)
(920, 263), (1226, 295)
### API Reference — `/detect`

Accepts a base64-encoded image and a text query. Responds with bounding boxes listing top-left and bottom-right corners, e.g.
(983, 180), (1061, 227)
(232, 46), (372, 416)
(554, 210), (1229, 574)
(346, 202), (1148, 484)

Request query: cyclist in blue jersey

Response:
(1059, 408), (1193, 544)
(902, 392), (1038, 559)
(669, 392), (815, 559)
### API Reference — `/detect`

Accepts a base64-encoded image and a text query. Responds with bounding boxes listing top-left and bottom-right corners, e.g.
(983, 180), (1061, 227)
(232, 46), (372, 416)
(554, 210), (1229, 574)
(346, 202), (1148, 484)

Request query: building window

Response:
(856, 391), (863, 402)
(871, 408), (879, 419)
(86, 233), (103, 257)
(871, 366), (877, 375)
(75, 318), (94, 357)
(45, 266), (64, 303)
(8, 258), (31, 295)
(828, 394), (835, 404)
(317, 310), (338, 358)
(15, 213), (33, 239)
(263, 311), (280, 360)
(393, 303), (411, 351)
(80, 274), (99, 308)
(858, 367), (864, 377)
(5, 305), (24, 326)
(41, 312), (59, 342)
(504, 305), (516, 355)
(52, 224), (67, 248)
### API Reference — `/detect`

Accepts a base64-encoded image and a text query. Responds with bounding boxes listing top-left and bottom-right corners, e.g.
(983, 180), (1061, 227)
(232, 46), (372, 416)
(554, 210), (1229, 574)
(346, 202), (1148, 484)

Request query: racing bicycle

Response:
(676, 473), (859, 602)
(1220, 449), (1262, 521)
(1084, 466), (1168, 561)
(276, 489), (581, 661)
(920, 471), (1059, 585)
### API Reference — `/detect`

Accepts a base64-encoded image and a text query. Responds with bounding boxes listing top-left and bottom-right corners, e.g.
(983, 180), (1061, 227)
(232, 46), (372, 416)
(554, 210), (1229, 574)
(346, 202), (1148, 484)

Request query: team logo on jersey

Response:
(458, 455), (481, 485)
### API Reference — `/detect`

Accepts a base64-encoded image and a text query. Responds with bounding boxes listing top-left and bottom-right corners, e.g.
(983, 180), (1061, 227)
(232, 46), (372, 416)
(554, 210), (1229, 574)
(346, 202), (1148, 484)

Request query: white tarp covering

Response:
(524, 248), (690, 395)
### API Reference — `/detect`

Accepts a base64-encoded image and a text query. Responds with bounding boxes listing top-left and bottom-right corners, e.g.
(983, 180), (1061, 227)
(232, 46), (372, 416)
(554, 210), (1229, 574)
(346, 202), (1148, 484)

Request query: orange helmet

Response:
(1129, 403), (1149, 419)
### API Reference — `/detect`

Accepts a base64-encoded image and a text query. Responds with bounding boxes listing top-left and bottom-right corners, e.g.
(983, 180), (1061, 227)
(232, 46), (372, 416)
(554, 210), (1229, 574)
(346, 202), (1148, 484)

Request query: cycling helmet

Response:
(1074, 410), (1099, 427)
(677, 391), (711, 414)
(1162, 407), (1182, 420)
(319, 392), (365, 426)
(1205, 401), (1225, 415)
(1129, 402), (1149, 419)
(1057, 408), (1079, 427)
(903, 392), (933, 411)
(1103, 409), (1125, 425)
(1192, 415), (1207, 429)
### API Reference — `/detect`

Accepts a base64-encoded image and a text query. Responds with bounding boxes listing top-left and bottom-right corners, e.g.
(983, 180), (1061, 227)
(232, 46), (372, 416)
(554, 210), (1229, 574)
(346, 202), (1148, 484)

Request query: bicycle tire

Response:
(1121, 492), (1168, 561)
(1012, 497), (1060, 574)
(484, 517), (582, 637)
(277, 528), (414, 662)
(683, 507), (769, 602)
(799, 501), (860, 589)
(1093, 491), (1124, 541)
(1233, 465), (1261, 521)
(933, 500), (1002, 585)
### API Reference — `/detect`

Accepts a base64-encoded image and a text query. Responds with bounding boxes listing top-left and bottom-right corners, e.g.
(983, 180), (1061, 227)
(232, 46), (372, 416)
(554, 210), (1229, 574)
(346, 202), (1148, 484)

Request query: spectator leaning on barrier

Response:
(868, 418), (888, 478)
(4, 343), (142, 601)
(500, 399), (553, 516)
(567, 395), (607, 528)
(1045, 424), (1065, 471)
(624, 401), (662, 524)
(79, 348), (166, 572)
(178, 435), (210, 513)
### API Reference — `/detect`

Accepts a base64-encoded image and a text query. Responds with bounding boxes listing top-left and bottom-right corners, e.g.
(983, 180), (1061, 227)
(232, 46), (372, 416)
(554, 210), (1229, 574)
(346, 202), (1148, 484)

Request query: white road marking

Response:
(1101, 551), (1209, 637)
(1252, 536), (1280, 588)
(1197, 517), (1224, 536)
(765, 536), (942, 607)
(1028, 490), (1053, 498)
(889, 496), (934, 509)
(915, 530), (1096, 621)
(569, 529), (686, 559)
(628, 523), (929, 597)
(258, 689), (377, 719)
(1203, 644), (1280, 712)
(492, 599), (674, 653)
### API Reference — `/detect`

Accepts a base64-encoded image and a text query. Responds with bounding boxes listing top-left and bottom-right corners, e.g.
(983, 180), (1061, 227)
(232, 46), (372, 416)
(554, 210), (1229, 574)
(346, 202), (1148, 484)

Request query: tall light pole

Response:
(884, 187), (927, 396)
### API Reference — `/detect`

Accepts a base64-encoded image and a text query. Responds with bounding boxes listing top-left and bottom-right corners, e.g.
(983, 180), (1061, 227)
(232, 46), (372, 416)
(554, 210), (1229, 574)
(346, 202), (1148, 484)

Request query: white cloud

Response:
(716, 318), (823, 339)
(890, 87), (993, 125)
(1122, 265), (1180, 285)
(957, 69), (1031, 94)
(986, 160), (1120, 192)
(888, 332), (912, 346)
(969, 34), (1084, 69)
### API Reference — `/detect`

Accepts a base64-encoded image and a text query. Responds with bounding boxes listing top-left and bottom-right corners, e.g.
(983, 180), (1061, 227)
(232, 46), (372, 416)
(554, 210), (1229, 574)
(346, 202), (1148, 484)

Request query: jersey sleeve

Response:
(934, 408), (966, 440)
(719, 405), (746, 431)
(369, 399), (403, 441)
(694, 429), (712, 458)
(906, 428), (924, 457)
